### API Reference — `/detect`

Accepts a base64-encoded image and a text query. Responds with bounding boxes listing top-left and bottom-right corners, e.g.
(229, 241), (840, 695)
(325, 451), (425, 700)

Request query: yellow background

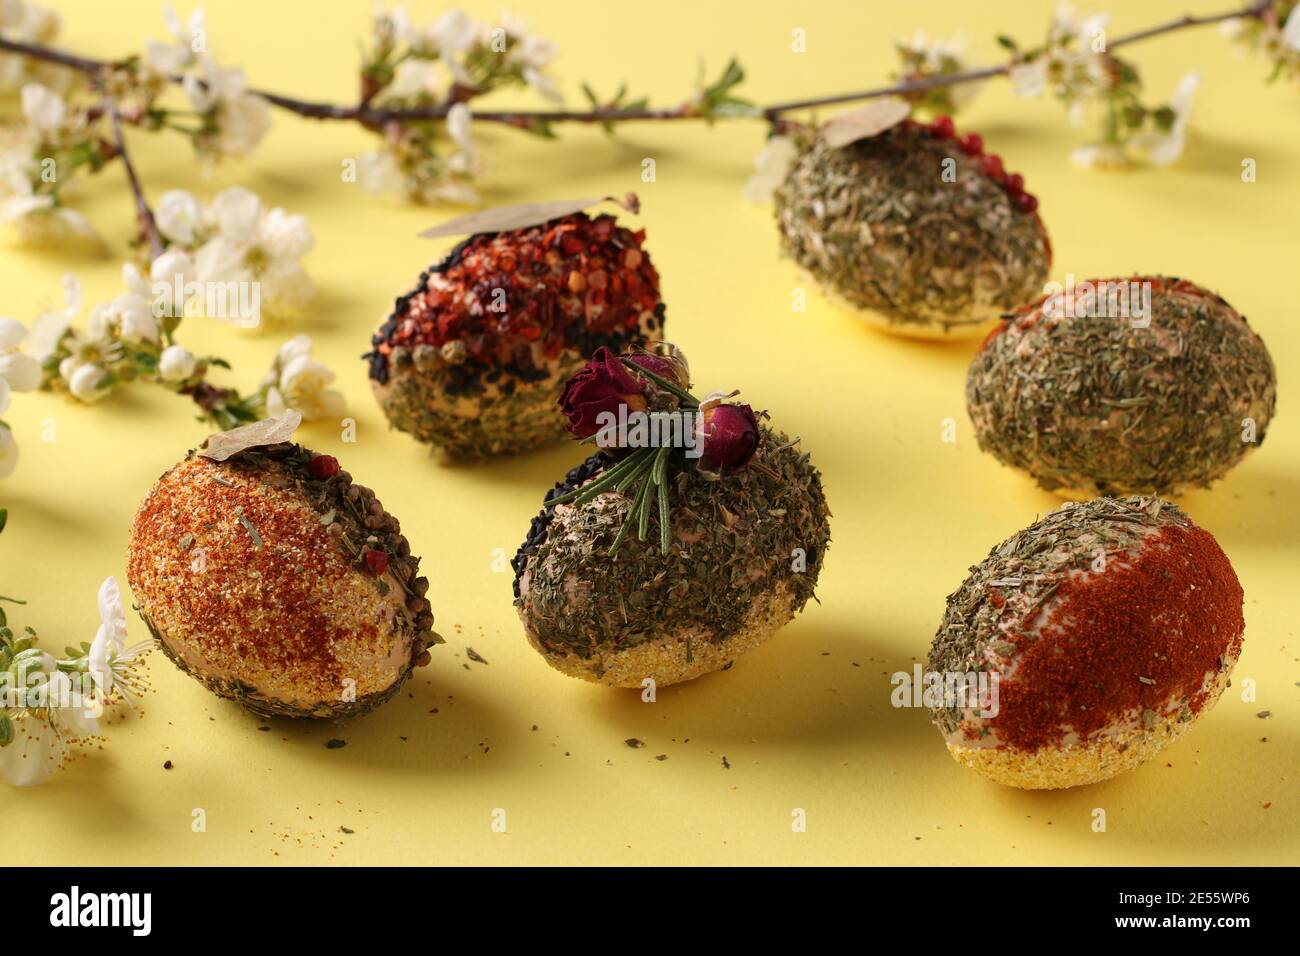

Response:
(4, 0), (1297, 865)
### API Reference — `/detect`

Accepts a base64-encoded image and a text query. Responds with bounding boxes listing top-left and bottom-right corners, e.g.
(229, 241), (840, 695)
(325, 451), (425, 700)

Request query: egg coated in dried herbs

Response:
(775, 112), (1051, 338)
(967, 276), (1276, 498)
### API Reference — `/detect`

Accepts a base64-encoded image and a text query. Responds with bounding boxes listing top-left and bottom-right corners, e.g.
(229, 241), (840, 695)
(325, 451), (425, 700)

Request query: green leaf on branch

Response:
(695, 57), (756, 122)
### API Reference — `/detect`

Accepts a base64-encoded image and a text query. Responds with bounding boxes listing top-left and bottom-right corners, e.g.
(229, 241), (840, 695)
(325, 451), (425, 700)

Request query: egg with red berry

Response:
(366, 197), (666, 457)
(774, 103), (1051, 338)
(126, 416), (440, 719)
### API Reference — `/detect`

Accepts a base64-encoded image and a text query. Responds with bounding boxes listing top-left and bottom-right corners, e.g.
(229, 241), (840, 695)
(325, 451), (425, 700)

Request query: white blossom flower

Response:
(86, 263), (163, 346)
(498, 16), (561, 101)
(0, 316), (41, 395)
(391, 59), (441, 99)
(357, 150), (405, 195)
(146, 3), (205, 74)
(183, 59), (271, 159)
(1285, 5), (1300, 52)
(158, 344), (196, 381)
(20, 81), (64, 137)
(194, 187), (314, 320)
(26, 273), (81, 362)
(0, 2), (65, 94)
(0, 422), (17, 477)
(1132, 72), (1200, 167)
(0, 652), (99, 787)
(67, 362), (109, 402)
(155, 189), (205, 245)
(742, 135), (797, 204)
(87, 576), (150, 705)
(0, 135), (99, 244)
(405, 8), (477, 63)
(262, 334), (345, 422)
(895, 30), (981, 108)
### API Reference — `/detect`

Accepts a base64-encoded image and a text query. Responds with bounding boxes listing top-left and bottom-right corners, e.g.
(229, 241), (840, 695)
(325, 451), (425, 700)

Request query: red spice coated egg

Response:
(365, 211), (666, 457)
(127, 443), (439, 719)
(927, 496), (1243, 789)
(968, 276), (1277, 498)
(774, 115), (1051, 338)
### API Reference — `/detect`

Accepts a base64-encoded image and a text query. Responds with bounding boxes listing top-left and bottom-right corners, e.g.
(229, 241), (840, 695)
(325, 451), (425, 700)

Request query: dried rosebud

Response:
(558, 347), (648, 438)
(308, 454), (340, 479)
(363, 549), (389, 576)
(699, 403), (760, 475)
(625, 343), (691, 393)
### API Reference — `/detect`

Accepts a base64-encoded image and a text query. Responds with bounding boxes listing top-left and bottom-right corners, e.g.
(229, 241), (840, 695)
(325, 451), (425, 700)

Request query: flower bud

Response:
(625, 343), (690, 393)
(558, 346), (648, 439)
(698, 403), (760, 476)
(158, 345), (198, 382)
(68, 364), (110, 403)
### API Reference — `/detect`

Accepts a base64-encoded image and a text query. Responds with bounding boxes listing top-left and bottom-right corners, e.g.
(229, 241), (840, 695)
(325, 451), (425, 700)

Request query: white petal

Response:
(257, 207), (314, 261)
(0, 352), (41, 391)
(0, 715), (62, 786)
(0, 317), (26, 350)
(62, 273), (83, 313)
(20, 83), (64, 134)
(447, 102), (474, 151)
(275, 334), (313, 368)
(155, 189), (204, 245)
(1285, 6), (1300, 52)
(208, 186), (262, 241)
(0, 379), (10, 417)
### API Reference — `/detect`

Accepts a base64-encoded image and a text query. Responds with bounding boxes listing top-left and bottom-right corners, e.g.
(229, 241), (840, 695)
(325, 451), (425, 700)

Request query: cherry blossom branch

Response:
(108, 103), (163, 259)
(0, 0), (1274, 130)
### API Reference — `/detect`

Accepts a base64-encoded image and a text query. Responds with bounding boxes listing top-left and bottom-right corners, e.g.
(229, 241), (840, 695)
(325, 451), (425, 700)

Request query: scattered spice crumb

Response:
(1256, 710), (1272, 719)
(340, 826), (355, 834)
(625, 738), (645, 748)
(721, 755), (731, 769)
(325, 738), (347, 749)
(466, 647), (489, 665)
(257, 725), (270, 732)
(655, 754), (668, 761)
(163, 760), (173, 770)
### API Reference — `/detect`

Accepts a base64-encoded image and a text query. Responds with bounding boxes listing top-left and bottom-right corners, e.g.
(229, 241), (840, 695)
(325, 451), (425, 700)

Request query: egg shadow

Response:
(968, 714), (1300, 858)
(581, 619), (920, 749)
(211, 664), (518, 777)
(1177, 459), (1300, 548)
(438, 438), (589, 490)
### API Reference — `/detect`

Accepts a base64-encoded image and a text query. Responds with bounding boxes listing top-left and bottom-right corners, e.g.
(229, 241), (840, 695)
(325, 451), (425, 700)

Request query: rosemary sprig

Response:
(653, 445), (671, 554)
(609, 466), (653, 556)
(546, 448), (652, 507)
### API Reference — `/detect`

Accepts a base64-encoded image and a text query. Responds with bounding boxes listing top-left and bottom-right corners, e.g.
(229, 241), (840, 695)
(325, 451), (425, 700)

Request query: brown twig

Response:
(108, 103), (162, 259)
(0, 2), (1273, 130)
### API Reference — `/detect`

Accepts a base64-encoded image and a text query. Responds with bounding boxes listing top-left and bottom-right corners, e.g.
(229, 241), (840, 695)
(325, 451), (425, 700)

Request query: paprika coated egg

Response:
(927, 496), (1243, 789)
